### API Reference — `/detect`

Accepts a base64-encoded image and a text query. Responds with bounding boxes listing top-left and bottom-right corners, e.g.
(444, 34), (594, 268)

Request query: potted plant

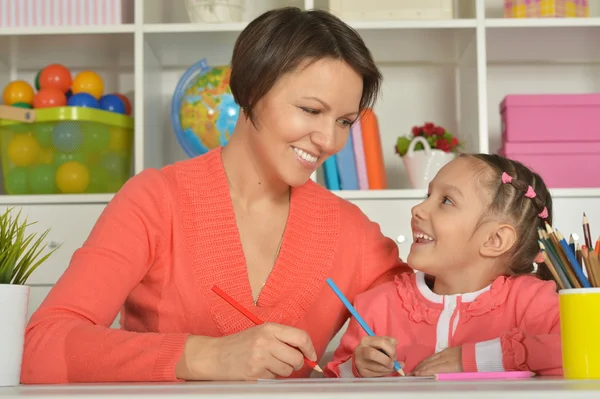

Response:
(0, 207), (59, 387)
(395, 122), (462, 189)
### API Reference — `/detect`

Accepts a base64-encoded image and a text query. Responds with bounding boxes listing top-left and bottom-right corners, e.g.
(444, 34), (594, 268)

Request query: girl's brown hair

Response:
(229, 7), (382, 122)
(464, 154), (554, 279)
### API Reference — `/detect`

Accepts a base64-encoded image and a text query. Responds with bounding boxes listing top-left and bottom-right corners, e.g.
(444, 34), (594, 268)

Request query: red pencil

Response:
(211, 285), (323, 374)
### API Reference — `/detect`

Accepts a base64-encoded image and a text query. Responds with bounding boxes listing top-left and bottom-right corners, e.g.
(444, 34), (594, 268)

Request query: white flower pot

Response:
(402, 136), (456, 189)
(0, 284), (29, 386)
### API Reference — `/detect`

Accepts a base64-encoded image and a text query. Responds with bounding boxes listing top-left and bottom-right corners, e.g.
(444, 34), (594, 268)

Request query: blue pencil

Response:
(555, 230), (591, 288)
(326, 278), (405, 376)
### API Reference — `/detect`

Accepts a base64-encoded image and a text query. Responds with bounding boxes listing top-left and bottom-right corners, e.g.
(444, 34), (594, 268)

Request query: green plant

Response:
(395, 122), (462, 156)
(0, 207), (60, 285)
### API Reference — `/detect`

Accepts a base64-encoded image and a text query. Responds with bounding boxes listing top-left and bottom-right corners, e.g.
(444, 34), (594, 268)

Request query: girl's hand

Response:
(411, 346), (463, 376)
(176, 323), (317, 380)
(353, 336), (399, 378)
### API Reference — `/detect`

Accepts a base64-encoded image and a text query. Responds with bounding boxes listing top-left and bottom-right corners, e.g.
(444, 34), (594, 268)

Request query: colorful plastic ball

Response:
(38, 147), (53, 164)
(99, 151), (128, 177)
(33, 88), (67, 108)
(5, 167), (29, 194)
(53, 151), (87, 167)
(7, 134), (41, 166)
(108, 127), (131, 152)
(52, 121), (83, 152)
(99, 94), (126, 114)
(113, 93), (132, 115)
(13, 102), (32, 109)
(39, 64), (72, 93)
(67, 92), (99, 108)
(72, 71), (104, 100)
(33, 123), (55, 148)
(82, 124), (110, 152)
(56, 161), (90, 193)
(86, 165), (110, 193)
(3, 80), (35, 106)
(34, 70), (41, 91)
(29, 164), (57, 194)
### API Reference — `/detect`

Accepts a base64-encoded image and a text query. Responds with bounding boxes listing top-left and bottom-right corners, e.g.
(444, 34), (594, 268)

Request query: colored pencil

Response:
(325, 278), (405, 376)
(554, 229), (591, 288)
(538, 228), (577, 288)
(569, 234), (575, 254)
(583, 213), (593, 249)
(211, 285), (323, 374)
(543, 225), (581, 288)
(576, 243), (582, 267)
(538, 242), (567, 290)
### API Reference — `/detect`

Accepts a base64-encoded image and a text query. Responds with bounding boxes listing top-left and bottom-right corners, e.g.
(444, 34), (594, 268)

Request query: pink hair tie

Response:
(538, 207), (548, 219)
(501, 172), (512, 184)
(524, 186), (537, 199)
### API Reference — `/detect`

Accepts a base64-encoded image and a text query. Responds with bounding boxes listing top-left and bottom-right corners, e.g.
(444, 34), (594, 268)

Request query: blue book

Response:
(322, 155), (340, 190)
(335, 133), (359, 190)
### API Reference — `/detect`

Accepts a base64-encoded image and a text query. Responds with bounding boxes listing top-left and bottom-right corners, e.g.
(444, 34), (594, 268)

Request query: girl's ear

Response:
(480, 224), (516, 258)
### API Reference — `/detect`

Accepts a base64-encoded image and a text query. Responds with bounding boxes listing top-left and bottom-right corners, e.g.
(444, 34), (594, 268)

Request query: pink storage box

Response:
(0, 0), (133, 27)
(500, 94), (600, 143)
(499, 141), (600, 188)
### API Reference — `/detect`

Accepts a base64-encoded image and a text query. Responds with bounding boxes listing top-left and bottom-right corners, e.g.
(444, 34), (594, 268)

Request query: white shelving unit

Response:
(2, 0), (600, 323)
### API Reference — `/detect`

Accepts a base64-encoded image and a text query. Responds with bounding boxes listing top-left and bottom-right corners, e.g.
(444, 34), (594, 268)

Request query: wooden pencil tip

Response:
(314, 364), (323, 373)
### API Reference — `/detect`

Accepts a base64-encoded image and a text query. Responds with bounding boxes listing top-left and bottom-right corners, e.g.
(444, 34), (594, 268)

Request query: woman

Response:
(21, 7), (411, 383)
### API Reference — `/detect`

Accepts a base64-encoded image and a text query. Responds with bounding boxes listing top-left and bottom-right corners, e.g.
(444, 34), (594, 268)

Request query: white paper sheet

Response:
(258, 376), (434, 383)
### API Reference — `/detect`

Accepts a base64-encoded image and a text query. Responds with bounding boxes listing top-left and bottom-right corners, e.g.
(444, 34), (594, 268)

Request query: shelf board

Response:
(485, 17), (600, 28)
(331, 188), (600, 201)
(0, 24), (135, 36)
(0, 194), (114, 205)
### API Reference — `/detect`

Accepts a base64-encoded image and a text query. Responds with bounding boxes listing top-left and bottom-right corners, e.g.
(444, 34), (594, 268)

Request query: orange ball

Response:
(3, 80), (35, 106)
(114, 93), (132, 115)
(39, 64), (72, 93)
(33, 88), (67, 108)
(72, 71), (104, 100)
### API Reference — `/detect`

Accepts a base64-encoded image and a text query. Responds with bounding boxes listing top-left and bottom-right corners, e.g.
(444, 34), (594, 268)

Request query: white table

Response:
(1, 378), (600, 398)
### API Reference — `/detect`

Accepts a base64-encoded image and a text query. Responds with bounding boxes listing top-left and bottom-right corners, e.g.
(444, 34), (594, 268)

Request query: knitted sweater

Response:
(325, 272), (562, 378)
(21, 148), (411, 383)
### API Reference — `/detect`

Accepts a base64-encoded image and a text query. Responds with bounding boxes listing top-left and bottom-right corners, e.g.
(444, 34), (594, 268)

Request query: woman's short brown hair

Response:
(230, 7), (382, 120)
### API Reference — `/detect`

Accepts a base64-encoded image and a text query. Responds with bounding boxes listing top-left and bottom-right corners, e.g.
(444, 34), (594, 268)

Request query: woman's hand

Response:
(411, 346), (463, 376)
(353, 336), (399, 378)
(176, 323), (317, 381)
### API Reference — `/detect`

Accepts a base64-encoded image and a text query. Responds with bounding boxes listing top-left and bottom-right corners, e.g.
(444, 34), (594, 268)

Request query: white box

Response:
(327, 0), (455, 20)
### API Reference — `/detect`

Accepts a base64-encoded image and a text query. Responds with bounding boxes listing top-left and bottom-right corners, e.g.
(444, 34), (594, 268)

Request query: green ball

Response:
(86, 165), (110, 193)
(35, 70), (41, 91)
(13, 102), (32, 109)
(53, 151), (87, 167)
(99, 151), (128, 177)
(28, 164), (57, 194)
(6, 167), (29, 194)
(83, 124), (110, 153)
(33, 123), (54, 148)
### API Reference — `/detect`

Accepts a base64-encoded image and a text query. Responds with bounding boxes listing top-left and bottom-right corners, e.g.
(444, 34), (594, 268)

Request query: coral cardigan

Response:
(325, 272), (562, 377)
(21, 148), (411, 383)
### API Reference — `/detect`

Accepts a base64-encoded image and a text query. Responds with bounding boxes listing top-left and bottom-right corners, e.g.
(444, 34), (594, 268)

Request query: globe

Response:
(172, 58), (240, 157)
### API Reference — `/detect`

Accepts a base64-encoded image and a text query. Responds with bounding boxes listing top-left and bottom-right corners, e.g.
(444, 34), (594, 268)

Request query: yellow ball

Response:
(7, 134), (41, 166)
(109, 127), (131, 152)
(71, 71), (104, 100)
(56, 161), (90, 193)
(3, 80), (34, 106)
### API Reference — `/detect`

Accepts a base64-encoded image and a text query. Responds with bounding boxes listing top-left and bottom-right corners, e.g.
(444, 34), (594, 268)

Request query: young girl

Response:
(324, 153), (562, 378)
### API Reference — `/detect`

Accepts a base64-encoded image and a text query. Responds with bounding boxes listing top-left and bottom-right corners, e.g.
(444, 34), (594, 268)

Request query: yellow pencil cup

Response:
(559, 288), (600, 379)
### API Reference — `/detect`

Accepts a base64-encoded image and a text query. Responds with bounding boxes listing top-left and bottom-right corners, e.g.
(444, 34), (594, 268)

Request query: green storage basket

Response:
(0, 107), (134, 195)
